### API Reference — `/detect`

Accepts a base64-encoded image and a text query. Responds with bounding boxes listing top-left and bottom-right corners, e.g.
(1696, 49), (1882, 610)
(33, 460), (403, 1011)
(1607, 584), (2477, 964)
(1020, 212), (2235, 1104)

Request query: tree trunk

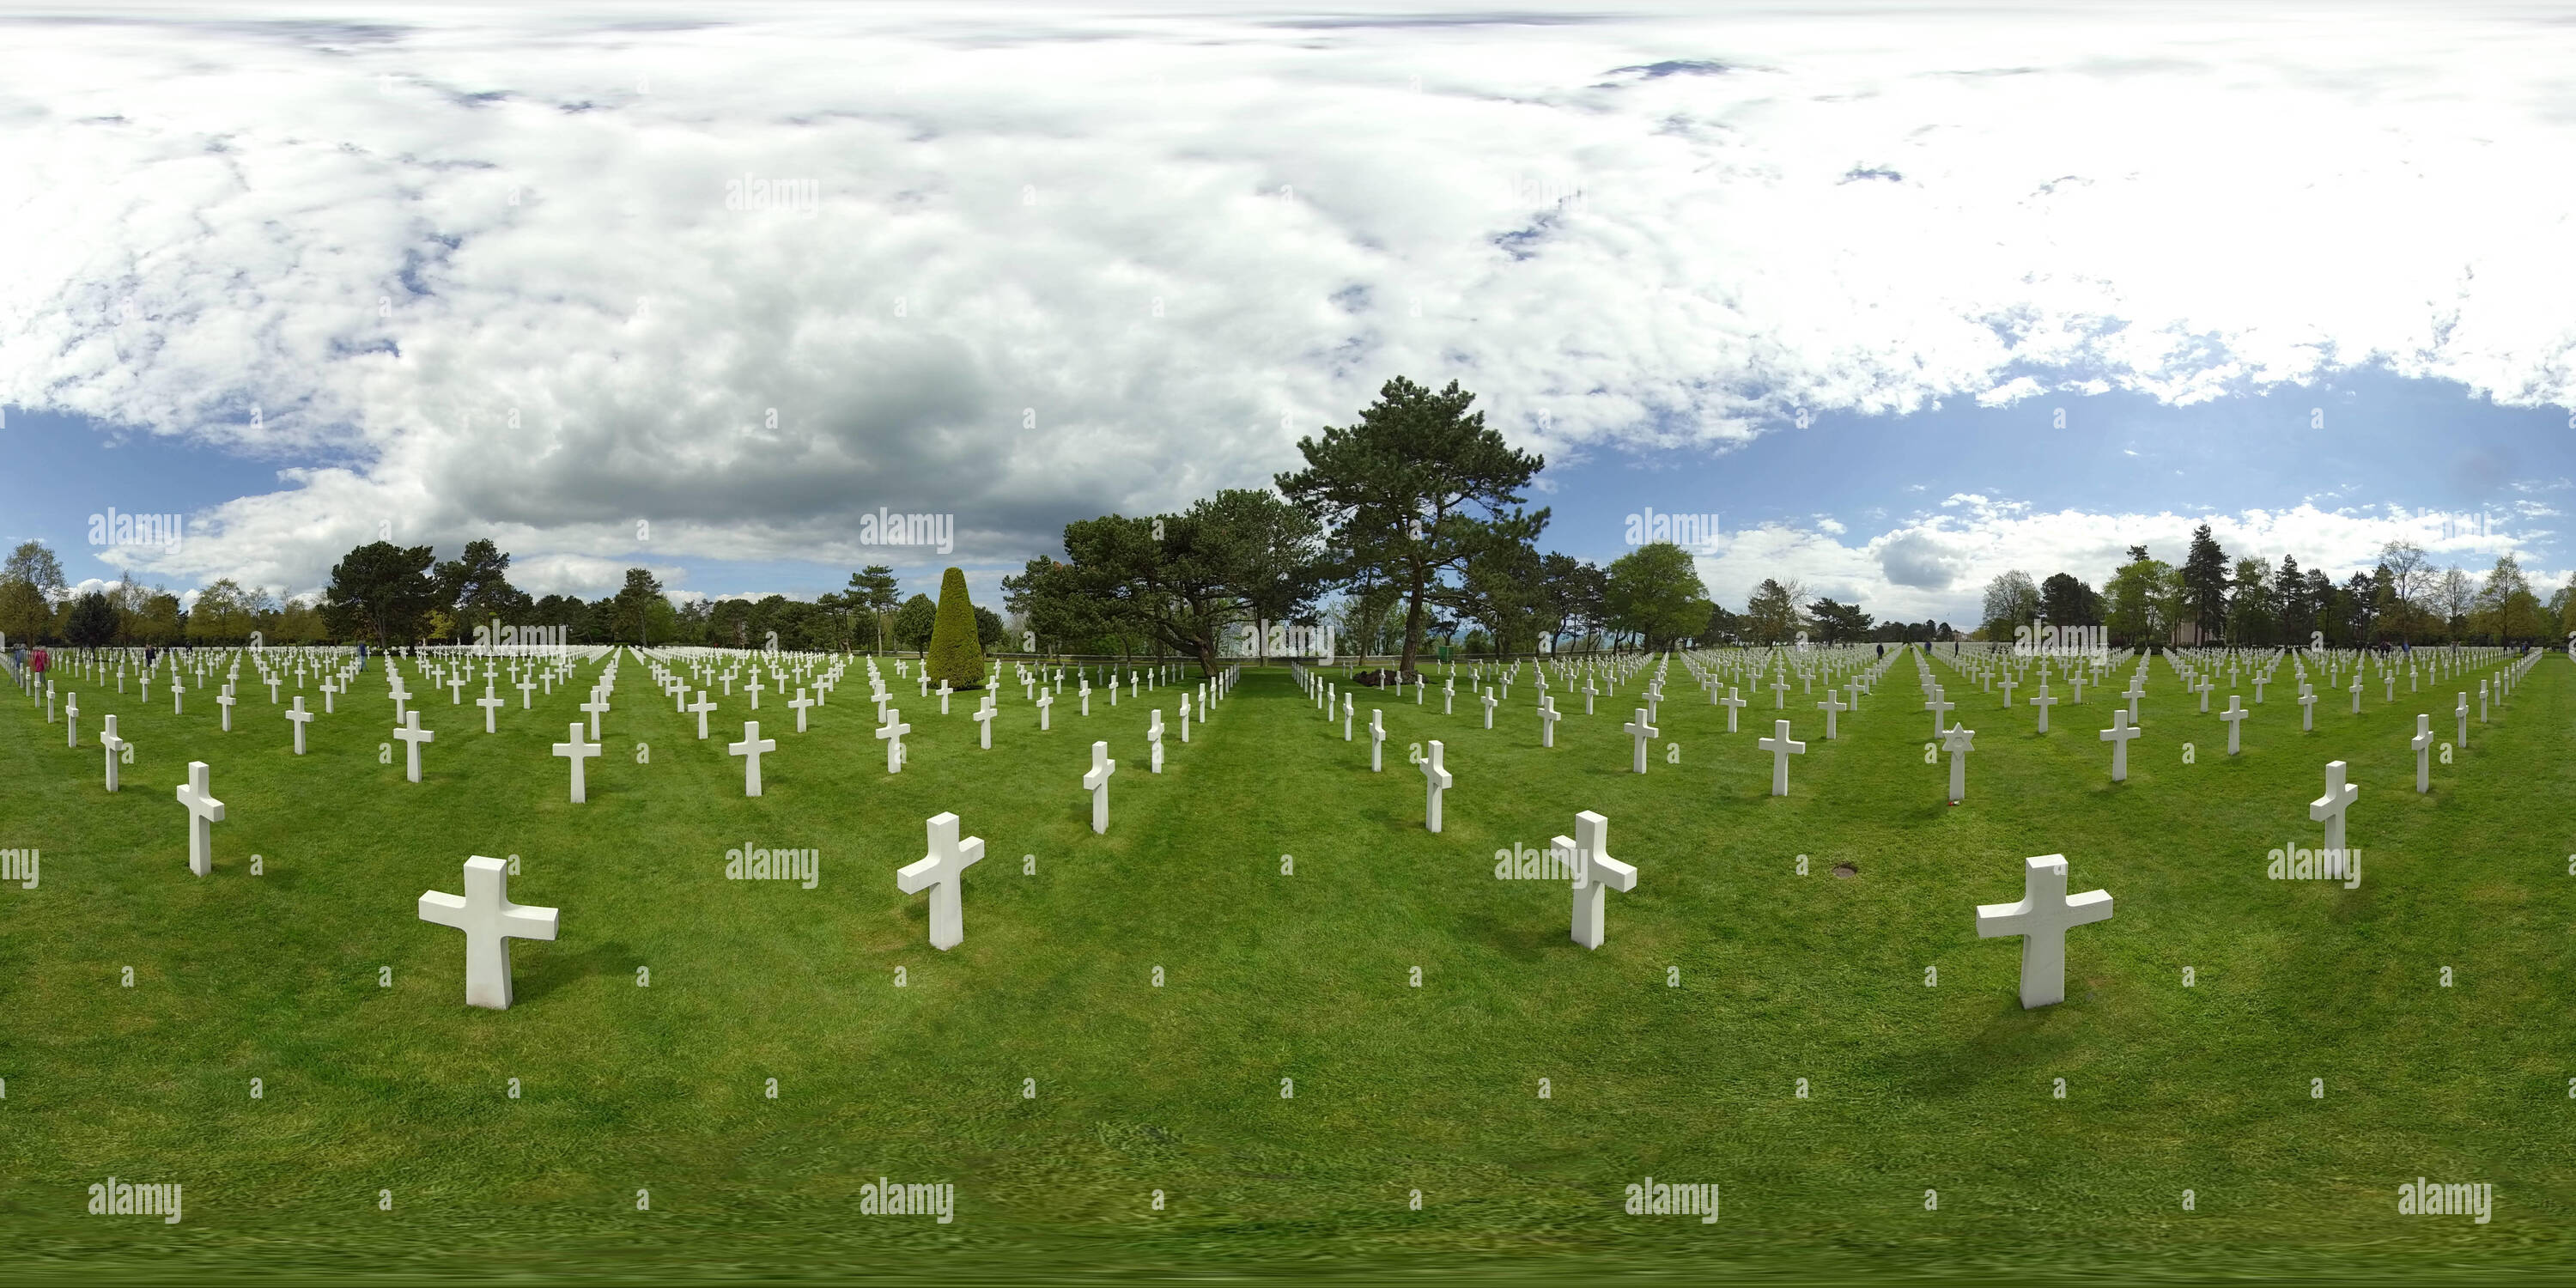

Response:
(1399, 560), (1429, 680)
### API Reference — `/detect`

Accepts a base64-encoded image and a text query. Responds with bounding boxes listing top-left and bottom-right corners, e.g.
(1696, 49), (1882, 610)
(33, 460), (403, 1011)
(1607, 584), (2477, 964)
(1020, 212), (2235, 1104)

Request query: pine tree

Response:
(925, 567), (987, 690)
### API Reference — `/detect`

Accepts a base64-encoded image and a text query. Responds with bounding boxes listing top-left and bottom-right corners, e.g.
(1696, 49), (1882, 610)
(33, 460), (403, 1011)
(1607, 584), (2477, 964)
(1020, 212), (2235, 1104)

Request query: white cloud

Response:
(3, 4), (2575, 595)
(1976, 376), (2045, 407)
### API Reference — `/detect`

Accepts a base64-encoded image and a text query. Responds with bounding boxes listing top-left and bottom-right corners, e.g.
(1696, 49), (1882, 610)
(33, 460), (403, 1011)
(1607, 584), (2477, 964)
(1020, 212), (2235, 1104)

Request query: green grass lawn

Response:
(1, 647), (2571, 1282)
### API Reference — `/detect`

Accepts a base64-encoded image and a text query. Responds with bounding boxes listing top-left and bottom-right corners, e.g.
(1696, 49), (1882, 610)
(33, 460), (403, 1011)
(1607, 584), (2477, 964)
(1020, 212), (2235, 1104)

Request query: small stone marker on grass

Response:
(1759, 720), (1805, 796)
(2099, 708), (2141, 781)
(1624, 709), (1657, 774)
(1421, 739), (1450, 833)
(729, 721), (777, 797)
(552, 722), (599, 803)
(1974, 854), (2112, 1010)
(176, 761), (224, 877)
(395, 711), (435, 783)
(1556, 811), (1636, 951)
(417, 856), (558, 1011)
(897, 812), (984, 951)
(1943, 724), (1974, 804)
(1083, 741), (1115, 834)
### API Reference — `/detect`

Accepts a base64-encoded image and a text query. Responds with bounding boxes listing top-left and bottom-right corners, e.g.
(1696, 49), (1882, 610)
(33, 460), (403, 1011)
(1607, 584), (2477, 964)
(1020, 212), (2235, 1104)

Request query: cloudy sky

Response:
(2, 0), (2571, 624)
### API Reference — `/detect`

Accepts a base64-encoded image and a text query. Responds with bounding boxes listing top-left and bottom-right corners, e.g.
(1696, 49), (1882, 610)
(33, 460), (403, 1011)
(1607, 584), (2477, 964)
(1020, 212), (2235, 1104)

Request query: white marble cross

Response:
(1148, 708), (1166, 772)
(898, 812), (984, 951)
(517, 677), (537, 708)
(1758, 719), (1806, 796)
(176, 760), (225, 877)
(1363, 707), (1384, 769)
(321, 677), (338, 714)
(1341, 693), (1353, 741)
(395, 710), (435, 783)
(64, 692), (77, 748)
(552, 722), (599, 802)
(933, 680), (948, 714)
(1999, 676), (2017, 709)
(2030, 682), (2057, 733)
(1975, 854), (2112, 1009)
(1924, 687), (1954, 738)
(101, 714), (127, 792)
(2252, 674), (2269, 704)
(2410, 714), (2433, 793)
(2099, 708), (2140, 781)
(287, 696), (314, 753)
(1421, 738), (1450, 832)
(386, 676), (409, 722)
(1719, 686), (1745, 732)
(2218, 696), (2249, 755)
(1556, 811), (1636, 951)
(1538, 696), (1561, 748)
(216, 684), (237, 732)
(1083, 740), (1115, 833)
(1036, 689), (1054, 730)
(729, 721), (776, 796)
(477, 687), (505, 733)
(1817, 690), (1846, 739)
(973, 696), (996, 749)
(1623, 709), (1657, 774)
(1771, 677), (1787, 709)
(2455, 691), (2469, 748)
(748, 676), (767, 709)
(688, 691), (716, 739)
(2310, 759), (2360, 854)
(1943, 724), (1975, 803)
(2298, 683), (2317, 731)
(417, 856), (558, 1011)
(448, 675), (465, 705)
(580, 694), (610, 739)
(876, 708), (910, 773)
(1480, 689), (1498, 729)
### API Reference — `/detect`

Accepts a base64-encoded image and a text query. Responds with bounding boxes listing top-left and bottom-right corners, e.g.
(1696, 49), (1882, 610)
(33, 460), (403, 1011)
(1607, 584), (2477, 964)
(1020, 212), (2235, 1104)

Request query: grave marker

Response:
(395, 710), (435, 783)
(897, 812), (985, 951)
(1758, 720), (1806, 796)
(176, 761), (225, 877)
(417, 856), (559, 1011)
(1974, 854), (2113, 1009)
(728, 722), (777, 797)
(2099, 709), (2141, 781)
(1556, 811), (1636, 950)
(1421, 739), (1451, 832)
(1083, 741), (1115, 833)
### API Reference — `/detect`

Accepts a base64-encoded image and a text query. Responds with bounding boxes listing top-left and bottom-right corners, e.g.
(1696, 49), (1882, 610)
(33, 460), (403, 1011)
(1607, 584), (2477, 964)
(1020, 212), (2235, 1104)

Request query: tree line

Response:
(1976, 526), (2567, 647)
(0, 537), (1007, 653)
(1000, 377), (1958, 675)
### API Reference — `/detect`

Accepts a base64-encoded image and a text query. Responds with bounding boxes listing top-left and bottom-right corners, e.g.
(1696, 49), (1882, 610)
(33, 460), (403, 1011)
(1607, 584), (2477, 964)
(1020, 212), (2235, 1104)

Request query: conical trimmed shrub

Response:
(925, 567), (987, 690)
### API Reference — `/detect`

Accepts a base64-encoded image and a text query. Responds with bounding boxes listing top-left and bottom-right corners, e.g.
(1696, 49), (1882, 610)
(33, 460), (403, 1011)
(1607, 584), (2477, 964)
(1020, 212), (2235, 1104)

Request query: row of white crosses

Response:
(76, 646), (2510, 1012)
